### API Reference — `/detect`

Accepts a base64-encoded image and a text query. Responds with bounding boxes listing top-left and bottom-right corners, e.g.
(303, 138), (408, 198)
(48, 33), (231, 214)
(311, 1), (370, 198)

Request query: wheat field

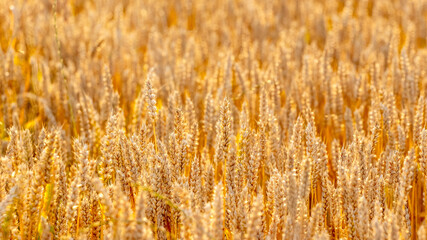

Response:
(0, 0), (427, 239)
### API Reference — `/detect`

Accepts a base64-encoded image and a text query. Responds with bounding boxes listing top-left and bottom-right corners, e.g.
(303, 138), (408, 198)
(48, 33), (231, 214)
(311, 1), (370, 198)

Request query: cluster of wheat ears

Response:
(0, 0), (427, 239)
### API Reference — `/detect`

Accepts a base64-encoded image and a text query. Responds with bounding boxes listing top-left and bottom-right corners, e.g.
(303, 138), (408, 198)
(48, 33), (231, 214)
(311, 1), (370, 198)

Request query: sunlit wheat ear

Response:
(52, 152), (67, 238)
(246, 194), (263, 240)
(211, 183), (224, 240)
(214, 98), (233, 176)
(65, 173), (81, 238)
(189, 155), (203, 211)
(0, 186), (18, 226)
(101, 66), (119, 123)
(145, 69), (157, 124)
